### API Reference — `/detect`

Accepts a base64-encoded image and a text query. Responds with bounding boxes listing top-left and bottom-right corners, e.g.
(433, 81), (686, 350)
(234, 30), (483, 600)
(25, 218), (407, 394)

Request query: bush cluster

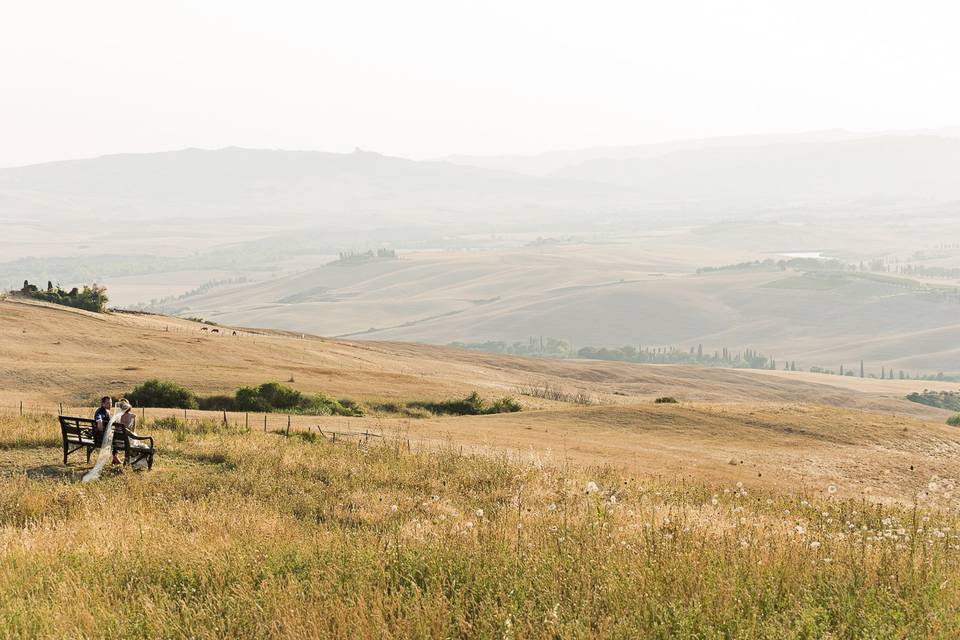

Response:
(233, 382), (363, 416)
(408, 391), (521, 416)
(18, 280), (108, 312)
(127, 380), (363, 416)
(907, 390), (960, 412)
(127, 379), (199, 409)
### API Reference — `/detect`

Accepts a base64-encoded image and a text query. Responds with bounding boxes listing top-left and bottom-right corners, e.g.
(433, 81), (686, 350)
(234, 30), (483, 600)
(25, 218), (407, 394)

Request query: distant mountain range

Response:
(0, 147), (631, 231)
(3, 129), (960, 236)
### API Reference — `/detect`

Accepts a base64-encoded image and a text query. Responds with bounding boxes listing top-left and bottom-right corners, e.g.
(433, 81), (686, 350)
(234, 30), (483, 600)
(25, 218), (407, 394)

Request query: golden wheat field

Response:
(3, 297), (960, 637)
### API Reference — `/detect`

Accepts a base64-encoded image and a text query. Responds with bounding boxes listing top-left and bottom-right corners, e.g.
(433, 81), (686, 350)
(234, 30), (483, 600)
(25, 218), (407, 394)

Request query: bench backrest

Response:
(59, 416), (132, 447)
(59, 416), (95, 439)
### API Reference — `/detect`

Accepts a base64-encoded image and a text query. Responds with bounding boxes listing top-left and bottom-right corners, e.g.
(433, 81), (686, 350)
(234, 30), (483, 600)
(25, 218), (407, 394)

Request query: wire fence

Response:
(0, 401), (415, 445)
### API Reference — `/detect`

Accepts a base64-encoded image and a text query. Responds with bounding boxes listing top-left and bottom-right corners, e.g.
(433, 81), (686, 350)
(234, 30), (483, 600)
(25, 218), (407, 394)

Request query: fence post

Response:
(245, 413), (249, 429)
(286, 415), (291, 437)
(20, 401), (23, 416)
(142, 407), (145, 423)
(59, 402), (63, 416)
(264, 414), (267, 432)
(223, 410), (228, 425)
(184, 408), (187, 421)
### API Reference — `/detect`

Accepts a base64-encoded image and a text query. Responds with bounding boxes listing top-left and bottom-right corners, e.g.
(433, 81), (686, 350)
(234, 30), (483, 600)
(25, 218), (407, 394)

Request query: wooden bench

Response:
(58, 416), (155, 470)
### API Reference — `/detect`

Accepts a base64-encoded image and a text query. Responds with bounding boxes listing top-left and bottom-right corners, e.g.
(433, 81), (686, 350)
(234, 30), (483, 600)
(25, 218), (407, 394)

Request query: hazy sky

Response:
(3, 0), (959, 167)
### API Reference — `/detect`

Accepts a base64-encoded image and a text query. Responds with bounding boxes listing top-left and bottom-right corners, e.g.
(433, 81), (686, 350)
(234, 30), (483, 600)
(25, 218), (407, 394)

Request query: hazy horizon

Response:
(4, 0), (960, 167)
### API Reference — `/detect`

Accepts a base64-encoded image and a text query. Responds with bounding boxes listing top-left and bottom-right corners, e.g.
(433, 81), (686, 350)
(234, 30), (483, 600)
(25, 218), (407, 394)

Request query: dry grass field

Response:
(2, 411), (960, 638)
(2, 296), (959, 503)
(3, 297), (960, 636)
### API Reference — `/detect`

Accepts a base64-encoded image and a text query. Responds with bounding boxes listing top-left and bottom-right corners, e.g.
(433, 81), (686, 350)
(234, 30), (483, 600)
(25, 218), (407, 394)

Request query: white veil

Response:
(81, 403), (130, 483)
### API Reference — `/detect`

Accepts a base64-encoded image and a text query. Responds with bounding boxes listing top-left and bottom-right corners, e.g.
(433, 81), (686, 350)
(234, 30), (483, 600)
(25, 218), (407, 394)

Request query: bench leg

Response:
(86, 446), (93, 463)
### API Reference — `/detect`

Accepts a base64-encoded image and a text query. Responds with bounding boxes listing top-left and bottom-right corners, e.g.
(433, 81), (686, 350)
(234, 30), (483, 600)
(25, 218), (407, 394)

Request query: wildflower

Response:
(476, 508), (484, 518)
(928, 482), (939, 492)
(711, 497), (719, 506)
(809, 541), (821, 550)
(465, 521), (474, 530)
(736, 481), (743, 489)
(827, 484), (837, 494)
(801, 500), (809, 508)
(585, 481), (599, 494)
(390, 504), (398, 512)
(609, 495), (617, 504)
(547, 503), (557, 512)
(795, 525), (807, 535)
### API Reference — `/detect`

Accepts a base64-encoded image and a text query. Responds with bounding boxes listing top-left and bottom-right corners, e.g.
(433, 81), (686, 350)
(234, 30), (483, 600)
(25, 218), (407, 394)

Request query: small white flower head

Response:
(609, 495), (617, 504)
(929, 482), (939, 492)
(476, 508), (484, 518)
(547, 503), (557, 512)
(801, 500), (809, 507)
(810, 541), (821, 550)
(795, 525), (807, 535)
(827, 484), (838, 494)
(465, 521), (474, 530)
(736, 481), (743, 489)
(585, 481), (600, 494)
(711, 497), (719, 507)
(390, 504), (398, 512)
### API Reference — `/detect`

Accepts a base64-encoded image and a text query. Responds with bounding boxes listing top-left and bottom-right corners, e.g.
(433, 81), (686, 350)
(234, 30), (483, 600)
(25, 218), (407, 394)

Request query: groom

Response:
(93, 396), (112, 446)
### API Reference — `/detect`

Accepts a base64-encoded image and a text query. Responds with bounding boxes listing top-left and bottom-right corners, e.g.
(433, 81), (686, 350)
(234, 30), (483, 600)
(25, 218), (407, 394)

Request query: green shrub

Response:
(655, 396), (678, 404)
(256, 382), (303, 410)
(128, 379), (198, 409)
(233, 382), (363, 416)
(234, 386), (274, 412)
(947, 414), (960, 427)
(408, 391), (521, 416)
(487, 396), (522, 414)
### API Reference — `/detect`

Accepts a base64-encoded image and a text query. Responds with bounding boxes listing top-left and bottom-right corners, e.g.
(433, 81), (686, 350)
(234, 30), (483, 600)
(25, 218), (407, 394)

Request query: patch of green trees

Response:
(17, 280), (108, 312)
(906, 390), (960, 412)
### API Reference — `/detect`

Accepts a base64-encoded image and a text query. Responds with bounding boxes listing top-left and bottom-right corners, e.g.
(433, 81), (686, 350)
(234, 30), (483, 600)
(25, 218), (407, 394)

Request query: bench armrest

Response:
(126, 433), (154, 448)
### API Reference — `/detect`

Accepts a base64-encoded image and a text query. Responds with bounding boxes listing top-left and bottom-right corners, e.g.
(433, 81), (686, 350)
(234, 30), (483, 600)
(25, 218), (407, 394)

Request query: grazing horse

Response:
(211, 328), (220, 334)
(200, 327), (209, 332)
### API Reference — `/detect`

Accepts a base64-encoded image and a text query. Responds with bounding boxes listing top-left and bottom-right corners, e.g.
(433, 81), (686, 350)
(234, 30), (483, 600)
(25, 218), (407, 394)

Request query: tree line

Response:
(14, 280), (108, 312)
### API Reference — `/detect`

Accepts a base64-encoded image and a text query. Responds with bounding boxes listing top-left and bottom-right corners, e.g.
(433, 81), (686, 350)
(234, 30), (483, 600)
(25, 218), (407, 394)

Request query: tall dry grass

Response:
(0, 412), (958, 638)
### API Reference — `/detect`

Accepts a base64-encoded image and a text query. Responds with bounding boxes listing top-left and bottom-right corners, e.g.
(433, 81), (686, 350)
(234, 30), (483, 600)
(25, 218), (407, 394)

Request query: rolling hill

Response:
(156, 244), (960, 376)
(3, 296), (959, 503)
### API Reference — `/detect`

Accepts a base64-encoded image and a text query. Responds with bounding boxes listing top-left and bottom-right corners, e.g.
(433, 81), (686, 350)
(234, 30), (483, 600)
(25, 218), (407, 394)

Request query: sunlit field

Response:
(0, 412), (958, 639)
